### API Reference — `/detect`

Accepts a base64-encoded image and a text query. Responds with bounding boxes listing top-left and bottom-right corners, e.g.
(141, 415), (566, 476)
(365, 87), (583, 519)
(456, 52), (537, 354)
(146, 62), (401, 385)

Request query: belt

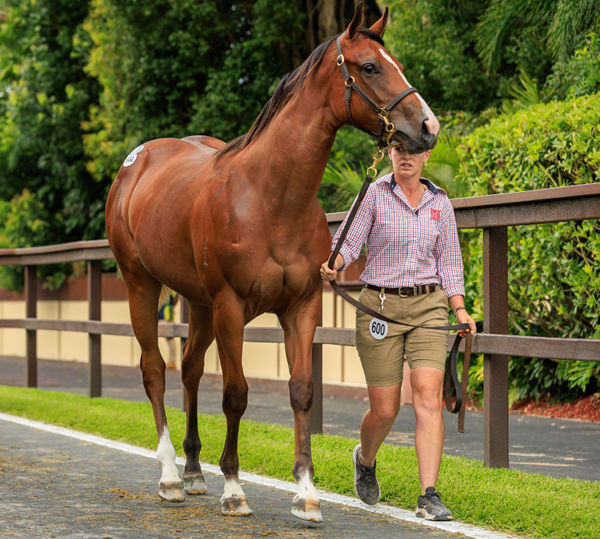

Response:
(365, 284), (437, 297)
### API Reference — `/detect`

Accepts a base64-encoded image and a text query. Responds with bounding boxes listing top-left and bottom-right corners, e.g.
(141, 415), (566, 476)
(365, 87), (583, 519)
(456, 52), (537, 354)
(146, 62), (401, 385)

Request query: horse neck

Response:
(239, 89), (340, 214)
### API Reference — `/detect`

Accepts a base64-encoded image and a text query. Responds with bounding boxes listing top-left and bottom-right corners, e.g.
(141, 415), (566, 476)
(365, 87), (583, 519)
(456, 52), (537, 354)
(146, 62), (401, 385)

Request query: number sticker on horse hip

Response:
(369, 318), (388, 340)
(123, 144), (144, 167)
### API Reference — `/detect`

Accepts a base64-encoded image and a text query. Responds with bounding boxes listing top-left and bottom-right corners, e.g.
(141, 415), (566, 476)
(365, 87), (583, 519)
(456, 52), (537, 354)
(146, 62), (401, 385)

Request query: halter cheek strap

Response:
(335, 35), (418, 147)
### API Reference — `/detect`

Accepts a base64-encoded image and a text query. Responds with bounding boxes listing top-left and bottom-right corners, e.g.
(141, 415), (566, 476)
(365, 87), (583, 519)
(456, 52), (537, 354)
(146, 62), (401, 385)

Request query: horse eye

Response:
(362, 63), (377, 75)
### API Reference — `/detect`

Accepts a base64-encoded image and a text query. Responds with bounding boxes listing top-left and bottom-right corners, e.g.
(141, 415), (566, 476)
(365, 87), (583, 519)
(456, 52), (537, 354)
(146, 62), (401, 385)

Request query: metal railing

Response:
(1, 183), (599, 468)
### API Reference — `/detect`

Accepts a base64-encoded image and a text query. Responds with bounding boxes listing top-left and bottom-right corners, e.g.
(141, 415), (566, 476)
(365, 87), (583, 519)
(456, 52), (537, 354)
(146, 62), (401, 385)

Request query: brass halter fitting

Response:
(366, 146), (386, 178)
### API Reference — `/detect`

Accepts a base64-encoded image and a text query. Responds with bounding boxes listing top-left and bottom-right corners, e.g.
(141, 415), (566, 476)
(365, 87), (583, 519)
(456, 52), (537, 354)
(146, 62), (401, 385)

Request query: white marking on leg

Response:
(156, 427), (181, 484)
(222, 477), (246, 499)
(297, 470), (319, 502)
(292, 469), (322, 521)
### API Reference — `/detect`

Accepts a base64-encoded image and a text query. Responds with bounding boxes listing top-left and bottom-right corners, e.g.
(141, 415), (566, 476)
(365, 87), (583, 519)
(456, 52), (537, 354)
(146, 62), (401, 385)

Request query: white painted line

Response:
(0, 413), (518, 539)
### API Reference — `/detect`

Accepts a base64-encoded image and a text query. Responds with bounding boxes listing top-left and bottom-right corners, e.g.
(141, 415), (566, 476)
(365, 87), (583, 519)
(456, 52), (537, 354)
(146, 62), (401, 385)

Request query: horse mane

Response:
(216, 29), (384, 159)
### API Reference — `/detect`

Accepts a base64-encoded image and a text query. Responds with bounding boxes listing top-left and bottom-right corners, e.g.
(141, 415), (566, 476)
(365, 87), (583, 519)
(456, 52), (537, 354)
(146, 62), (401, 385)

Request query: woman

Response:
(320, 144), (476, 521)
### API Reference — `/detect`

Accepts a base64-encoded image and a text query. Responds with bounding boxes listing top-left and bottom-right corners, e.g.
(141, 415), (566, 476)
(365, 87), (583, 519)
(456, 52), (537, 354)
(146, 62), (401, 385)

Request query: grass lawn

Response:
(1, 385), (598, 539)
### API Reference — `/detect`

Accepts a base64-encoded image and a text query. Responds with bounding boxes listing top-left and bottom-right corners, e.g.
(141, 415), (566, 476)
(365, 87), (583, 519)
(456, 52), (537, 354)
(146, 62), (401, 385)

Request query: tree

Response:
(384, 0), (498, 114)
(0, 0), (101, 243)
(475, 0), (600, 76)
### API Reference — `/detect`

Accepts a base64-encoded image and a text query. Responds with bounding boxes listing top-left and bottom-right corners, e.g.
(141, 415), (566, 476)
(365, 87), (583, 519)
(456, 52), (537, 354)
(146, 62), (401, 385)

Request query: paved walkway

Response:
(3, 416), (484, 538)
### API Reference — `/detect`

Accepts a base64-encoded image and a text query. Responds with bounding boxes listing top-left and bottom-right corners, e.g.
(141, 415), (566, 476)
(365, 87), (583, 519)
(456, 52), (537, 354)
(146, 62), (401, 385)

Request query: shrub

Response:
(456, 93), (600, 402)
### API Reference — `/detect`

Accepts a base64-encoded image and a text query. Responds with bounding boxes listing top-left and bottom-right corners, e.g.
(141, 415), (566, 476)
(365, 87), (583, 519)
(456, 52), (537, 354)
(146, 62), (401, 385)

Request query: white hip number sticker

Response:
(369, 318), (388, 340)
(123, 144), (145, 167)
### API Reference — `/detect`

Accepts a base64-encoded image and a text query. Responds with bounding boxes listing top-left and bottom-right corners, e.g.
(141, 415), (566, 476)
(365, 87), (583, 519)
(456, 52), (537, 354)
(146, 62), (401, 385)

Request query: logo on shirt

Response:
(430, 208), (441, 221)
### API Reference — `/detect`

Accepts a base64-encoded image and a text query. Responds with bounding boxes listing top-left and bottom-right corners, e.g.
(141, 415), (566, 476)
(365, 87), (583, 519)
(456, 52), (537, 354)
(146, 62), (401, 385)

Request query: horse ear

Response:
(369, 6), (389, 37)
(344, 2), (364, 40)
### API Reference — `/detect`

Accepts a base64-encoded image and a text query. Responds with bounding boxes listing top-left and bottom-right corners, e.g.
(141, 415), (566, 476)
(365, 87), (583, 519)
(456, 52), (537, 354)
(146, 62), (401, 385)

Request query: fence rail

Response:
(1, 182), (599, 469)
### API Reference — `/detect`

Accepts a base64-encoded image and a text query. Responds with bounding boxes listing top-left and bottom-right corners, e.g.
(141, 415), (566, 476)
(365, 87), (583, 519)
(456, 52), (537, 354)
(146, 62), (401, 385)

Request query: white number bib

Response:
(369, 318), (388, 340)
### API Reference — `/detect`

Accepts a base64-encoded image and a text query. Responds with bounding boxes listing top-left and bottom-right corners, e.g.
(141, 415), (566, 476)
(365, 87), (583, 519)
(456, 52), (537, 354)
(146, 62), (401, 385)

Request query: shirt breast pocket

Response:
(417, 218), (441, 260)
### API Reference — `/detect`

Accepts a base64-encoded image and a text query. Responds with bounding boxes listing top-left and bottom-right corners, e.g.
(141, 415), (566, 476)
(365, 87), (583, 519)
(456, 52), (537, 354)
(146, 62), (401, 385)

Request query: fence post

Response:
(88, 260), (102, 397)
(310, 312), (323, 434)
(25, 265), (37, 387)
(483, 226), (509, 467)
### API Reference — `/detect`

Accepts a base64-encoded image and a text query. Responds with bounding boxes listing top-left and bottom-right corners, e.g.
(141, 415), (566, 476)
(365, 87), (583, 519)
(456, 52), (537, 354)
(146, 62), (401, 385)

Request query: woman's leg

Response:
(410, 366), (445, 492)
(359, 383), (402, 465)
(353, 382), (401, 505)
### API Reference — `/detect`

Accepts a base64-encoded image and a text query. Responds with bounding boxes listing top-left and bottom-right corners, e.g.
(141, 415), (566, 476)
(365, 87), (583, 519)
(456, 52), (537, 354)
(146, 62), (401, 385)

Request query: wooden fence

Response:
(1, 183), (599, 468)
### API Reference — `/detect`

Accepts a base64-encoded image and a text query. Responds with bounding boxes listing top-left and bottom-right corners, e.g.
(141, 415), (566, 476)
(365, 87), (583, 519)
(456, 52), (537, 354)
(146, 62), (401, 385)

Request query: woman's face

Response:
(388, 145), (431, 179)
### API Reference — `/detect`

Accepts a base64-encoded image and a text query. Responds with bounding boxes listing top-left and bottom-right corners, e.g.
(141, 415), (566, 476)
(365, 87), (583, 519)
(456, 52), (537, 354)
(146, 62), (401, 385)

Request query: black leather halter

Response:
(335, 35), (418, 147)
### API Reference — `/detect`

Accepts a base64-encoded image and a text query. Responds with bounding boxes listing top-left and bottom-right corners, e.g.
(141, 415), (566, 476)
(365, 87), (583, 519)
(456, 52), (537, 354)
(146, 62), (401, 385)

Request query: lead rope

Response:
(327, 148), (472, 432)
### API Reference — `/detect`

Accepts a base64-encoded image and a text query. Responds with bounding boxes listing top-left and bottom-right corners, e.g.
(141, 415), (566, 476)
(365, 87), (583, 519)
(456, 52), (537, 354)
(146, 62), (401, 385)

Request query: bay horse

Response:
(105, 4), (439, 522)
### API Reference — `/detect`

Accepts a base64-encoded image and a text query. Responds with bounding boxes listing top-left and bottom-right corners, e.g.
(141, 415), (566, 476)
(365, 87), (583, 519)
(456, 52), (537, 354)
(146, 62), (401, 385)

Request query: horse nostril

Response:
(423, 116), (440, 137)
(421, 121), (434, 139)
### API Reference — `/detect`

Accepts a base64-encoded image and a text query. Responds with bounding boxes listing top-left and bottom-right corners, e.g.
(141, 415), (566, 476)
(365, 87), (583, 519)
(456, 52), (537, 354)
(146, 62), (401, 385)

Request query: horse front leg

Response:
(213, 294), (252, 516)
(181, 302), (214, 496)
(279, 293), (323, 522)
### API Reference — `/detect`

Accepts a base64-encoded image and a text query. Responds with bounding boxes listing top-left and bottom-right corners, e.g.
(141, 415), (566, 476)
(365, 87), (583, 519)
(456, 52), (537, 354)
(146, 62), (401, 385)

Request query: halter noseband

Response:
(335, 35), (418, 147)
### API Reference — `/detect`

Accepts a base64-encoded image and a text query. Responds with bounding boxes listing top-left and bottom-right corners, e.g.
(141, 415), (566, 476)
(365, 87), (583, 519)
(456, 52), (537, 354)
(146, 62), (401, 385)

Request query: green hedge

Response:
(455, 93), (600, 402)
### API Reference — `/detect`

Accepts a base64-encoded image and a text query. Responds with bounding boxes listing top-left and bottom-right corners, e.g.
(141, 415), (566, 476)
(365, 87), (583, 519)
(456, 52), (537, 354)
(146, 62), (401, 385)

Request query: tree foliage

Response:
(0, 0), (101, 241)
(0, 0), (382, 286)
(476, 0), (600, 73)
(385, 0), (497, 114)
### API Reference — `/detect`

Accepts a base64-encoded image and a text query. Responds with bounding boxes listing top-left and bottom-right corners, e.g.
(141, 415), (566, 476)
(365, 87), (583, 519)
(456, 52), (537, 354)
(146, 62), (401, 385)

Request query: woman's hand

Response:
(455, 308), (477, 335)
(449, 296), (477, 335)
(320, 253), (344, 282)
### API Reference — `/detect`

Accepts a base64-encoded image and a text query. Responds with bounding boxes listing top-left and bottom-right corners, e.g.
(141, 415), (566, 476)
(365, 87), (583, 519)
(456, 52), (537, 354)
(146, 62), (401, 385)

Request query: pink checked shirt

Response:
(333, 173), (465, 298)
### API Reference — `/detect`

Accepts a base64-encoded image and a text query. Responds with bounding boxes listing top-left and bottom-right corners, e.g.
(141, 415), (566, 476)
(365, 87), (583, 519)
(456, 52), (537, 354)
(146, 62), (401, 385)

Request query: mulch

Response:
(510, 394), (600, 422)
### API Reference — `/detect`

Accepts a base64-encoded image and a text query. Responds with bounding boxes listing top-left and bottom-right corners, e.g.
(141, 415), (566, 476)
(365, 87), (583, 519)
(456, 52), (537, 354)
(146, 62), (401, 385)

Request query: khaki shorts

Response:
(355, 286), (449, 387)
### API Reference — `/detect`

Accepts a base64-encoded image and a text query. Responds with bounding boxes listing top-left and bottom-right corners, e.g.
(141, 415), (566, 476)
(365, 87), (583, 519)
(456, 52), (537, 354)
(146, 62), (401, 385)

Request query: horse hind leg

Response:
(180, 302), (215, 496)
(123, 266), (185, 502)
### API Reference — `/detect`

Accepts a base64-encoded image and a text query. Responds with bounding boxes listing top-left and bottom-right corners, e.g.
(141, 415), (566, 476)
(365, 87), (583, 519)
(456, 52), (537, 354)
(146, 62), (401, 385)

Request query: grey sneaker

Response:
(352, 444), (380, 505)
(416, 487), (453, 521)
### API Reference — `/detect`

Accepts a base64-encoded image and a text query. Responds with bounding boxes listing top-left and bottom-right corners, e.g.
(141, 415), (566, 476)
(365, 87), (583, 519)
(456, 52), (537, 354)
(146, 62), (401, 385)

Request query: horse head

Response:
(333, 4), (439, 153)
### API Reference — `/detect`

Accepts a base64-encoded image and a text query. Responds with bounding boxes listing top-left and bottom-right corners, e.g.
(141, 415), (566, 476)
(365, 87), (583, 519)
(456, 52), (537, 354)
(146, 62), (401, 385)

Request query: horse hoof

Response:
(183, 471), (207, 495)
(291, 495), (322, 522)
(158, 480), (186, 502)
(220, 495), (253, 516)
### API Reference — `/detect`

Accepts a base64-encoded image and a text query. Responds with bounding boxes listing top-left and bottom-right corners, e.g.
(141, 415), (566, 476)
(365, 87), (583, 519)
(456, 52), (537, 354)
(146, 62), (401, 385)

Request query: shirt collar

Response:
(388, 174), (442, 194)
